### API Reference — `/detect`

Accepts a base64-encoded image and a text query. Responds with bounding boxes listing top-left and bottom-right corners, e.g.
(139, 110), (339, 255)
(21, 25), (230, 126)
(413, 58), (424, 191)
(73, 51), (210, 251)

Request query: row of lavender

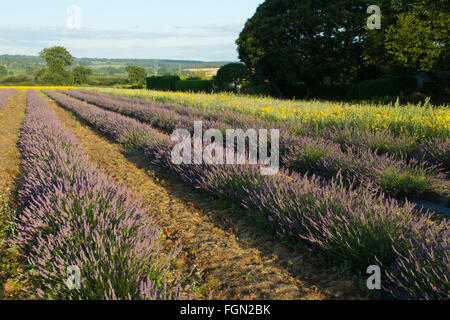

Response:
(72, 89), (450, 175)
(0, 88), (18, 109)
(15, 90), (181, 300)
(61, 89), (449, 204)
(44, 90), (449, 300)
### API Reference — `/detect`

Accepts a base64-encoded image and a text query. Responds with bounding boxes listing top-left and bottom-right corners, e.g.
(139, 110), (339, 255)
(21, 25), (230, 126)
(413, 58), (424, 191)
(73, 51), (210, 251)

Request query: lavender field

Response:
(0, 87), (447, 301)
(36, 89), (447, 300)
(1, 0), (450, 311)
(16, 90), (181, 299)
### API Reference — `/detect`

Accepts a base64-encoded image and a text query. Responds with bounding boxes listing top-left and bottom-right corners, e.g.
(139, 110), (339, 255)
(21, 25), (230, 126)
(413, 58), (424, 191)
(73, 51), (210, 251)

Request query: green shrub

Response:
(123, 84), (144, 89)
(284, 82), (307, 99)
(315, 84), (349, 100)
(146, 75), (180, 91)
(284, 83), (349, 100)
(176, 80), (212, 93)
(90, 77), (128, 87)
(241, 81), (277, 96)
(0, 74), (34, 84)
(348, 76), (417, 100)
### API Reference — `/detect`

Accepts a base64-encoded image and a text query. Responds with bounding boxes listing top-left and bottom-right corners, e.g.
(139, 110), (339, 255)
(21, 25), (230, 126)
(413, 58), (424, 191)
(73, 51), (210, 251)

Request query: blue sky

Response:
(0, 0), (264, 61)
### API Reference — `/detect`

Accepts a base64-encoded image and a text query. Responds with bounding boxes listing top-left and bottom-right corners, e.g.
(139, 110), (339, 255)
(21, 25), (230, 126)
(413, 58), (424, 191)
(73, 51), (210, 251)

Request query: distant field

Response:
(0, 54), (229, 77)
(183, 68), (220, 76)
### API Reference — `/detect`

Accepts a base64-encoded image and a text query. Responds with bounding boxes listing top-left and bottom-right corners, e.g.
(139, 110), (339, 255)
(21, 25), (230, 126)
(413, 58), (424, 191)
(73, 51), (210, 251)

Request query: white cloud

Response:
(0, 25), (242, 60)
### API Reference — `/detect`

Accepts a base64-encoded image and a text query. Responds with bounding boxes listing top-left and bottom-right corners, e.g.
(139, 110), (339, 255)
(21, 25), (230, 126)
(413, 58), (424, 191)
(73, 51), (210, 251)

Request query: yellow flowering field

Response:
(90, 88), (450, 139)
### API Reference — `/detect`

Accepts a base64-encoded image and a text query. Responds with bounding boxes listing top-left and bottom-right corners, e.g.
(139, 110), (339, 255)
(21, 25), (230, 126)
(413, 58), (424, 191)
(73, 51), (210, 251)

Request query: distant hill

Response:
(0, 54), (231, 77)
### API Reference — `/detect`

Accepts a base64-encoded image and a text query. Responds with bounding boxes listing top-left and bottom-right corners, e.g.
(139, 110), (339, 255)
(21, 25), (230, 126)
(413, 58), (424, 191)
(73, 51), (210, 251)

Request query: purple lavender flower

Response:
(15, 90), (181, 300)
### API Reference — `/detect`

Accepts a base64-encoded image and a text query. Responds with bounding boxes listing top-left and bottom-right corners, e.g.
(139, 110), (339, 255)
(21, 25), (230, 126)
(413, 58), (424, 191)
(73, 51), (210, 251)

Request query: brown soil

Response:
(44, 92), (368, 300)
(0, 90), (35, 299)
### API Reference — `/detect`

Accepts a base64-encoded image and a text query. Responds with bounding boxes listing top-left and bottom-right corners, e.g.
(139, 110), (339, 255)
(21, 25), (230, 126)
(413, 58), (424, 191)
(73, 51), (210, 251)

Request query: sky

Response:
(0, 0), (264, 61)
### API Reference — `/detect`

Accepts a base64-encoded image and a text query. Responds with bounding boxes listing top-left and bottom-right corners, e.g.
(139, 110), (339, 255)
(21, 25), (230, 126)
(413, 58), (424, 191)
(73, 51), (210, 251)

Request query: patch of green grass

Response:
(315, 252), (379, 299)
(377, 165), (438, 198)
(8, 150), (18, 159)
(0, 191), (21, 297)
(15, 112), (25, 120)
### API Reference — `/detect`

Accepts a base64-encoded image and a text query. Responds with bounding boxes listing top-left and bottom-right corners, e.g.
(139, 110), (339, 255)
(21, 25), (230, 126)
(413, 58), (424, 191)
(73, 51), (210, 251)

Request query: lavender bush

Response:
(417, 138), (450, 174)
(0, 88), (18, 109)
(15, 90), (181, 300)
(62, 89), (448, 201)
(147, 144), (449, 299)
(62, 89), (251, 136)
(46, 89), (449, 299)
(79, 89), (448, 166)
(147, 143), (433, 268)
(44, 90), (169, 150)
(283, 135), (446, 199)
(382, 222), (449, 300)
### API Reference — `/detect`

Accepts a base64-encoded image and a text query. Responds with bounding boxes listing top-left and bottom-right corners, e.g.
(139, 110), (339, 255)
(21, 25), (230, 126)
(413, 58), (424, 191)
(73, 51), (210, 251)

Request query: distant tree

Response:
(39, 71), (74, 85)
(214, 63), (249, 93)
(125, 66), (147, 85)
(72, 66), (93, 84)
(34, 68), (47, 83)
(39, 46), (74, 85)
(0, 65), (7, 78)
(40, 46), (74, 72)
(25, 65), (36, 75)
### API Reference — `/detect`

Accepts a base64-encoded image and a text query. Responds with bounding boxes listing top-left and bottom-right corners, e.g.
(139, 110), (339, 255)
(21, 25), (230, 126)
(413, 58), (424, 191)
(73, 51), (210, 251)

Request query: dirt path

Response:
(45, 93), (367, 300)
(0, 90), (34, 299)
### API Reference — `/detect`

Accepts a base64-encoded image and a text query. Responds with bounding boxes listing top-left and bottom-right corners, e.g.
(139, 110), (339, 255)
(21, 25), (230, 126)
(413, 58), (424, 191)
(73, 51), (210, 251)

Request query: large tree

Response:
(0, 65), (7, 78)
(364, 0), (449, 75)
(385, 0), (449, 72)
(236, 0), (375, 95)
(125, 66), (147, 85)
(72, 66), (93, 84)
(214, 63), (249, 92)
(39, 46), (74, 85)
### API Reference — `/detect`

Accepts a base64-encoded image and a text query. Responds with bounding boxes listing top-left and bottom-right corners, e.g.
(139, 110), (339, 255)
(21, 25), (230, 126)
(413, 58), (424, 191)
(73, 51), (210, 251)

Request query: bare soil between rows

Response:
(44, 92), (368, 300)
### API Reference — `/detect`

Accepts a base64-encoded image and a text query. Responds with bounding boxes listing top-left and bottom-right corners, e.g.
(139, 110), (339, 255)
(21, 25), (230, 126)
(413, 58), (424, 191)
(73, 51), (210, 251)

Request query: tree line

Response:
(24, 47), (147, 86)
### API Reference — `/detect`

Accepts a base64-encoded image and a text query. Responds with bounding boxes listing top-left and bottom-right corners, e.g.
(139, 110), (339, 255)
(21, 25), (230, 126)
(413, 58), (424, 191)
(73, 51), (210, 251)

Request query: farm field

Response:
(74, 89), (449, 203)
(0, 88), (448, 300)
(92, 88), (450, 139)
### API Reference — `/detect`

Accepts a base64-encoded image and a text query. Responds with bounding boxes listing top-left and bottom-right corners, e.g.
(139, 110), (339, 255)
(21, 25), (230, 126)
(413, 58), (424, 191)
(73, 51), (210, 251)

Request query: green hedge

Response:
(88, 77), (129, 87)
(284, 77), (417, 101)
(146, 76), (212, 92)
(176, 80), (212, 93)
(347, 76), (417, 100)
(146, 75), (180, 91)
(122, 84), (144, 89)
(284, 83), (349, 100)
